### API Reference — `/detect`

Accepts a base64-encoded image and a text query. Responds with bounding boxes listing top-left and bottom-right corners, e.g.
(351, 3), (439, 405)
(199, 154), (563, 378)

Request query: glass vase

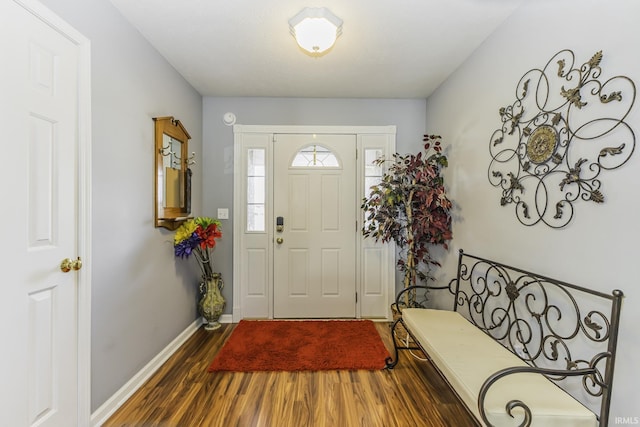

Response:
(198, 273), (225, 331)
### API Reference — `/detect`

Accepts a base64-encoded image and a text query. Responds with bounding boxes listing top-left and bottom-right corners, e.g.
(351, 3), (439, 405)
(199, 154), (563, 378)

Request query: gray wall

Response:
(202, 97), (428, 308)
(39, 0), (203, 411)
(424, 0), (640, 422)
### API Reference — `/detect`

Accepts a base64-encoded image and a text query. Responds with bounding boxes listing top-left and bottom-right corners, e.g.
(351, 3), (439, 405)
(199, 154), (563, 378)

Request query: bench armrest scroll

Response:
(478, 364), (603, 427)
(393, 282), (454, 313)
(392, 285), (431, 313)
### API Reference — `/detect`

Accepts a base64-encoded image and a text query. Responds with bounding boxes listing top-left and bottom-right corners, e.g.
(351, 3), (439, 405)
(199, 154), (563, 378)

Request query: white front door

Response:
(0, 1), (89, 425)
(273, 134), (357, 318)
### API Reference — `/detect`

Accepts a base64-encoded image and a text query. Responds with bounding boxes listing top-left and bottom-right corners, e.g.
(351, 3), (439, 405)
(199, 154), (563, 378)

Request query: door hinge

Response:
(356, 292), (358, 303)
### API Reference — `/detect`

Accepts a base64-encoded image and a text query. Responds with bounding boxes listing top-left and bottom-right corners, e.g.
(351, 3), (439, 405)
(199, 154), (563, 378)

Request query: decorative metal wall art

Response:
(489, 49), (636, 228)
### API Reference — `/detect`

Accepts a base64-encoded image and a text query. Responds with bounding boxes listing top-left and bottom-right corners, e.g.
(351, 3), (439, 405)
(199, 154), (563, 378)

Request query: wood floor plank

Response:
(103, 322), (478, 427)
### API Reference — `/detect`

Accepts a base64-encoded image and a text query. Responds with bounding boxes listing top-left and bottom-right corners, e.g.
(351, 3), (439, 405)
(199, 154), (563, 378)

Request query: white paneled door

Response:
(0, 1), (89, 426)
(273, 134), (357, 318)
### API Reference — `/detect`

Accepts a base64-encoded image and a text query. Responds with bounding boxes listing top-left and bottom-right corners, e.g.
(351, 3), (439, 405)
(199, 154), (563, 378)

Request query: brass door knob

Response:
(60, 258), (73, 273)
(60, 257), (82, 272)
(276, 238), (284, 244)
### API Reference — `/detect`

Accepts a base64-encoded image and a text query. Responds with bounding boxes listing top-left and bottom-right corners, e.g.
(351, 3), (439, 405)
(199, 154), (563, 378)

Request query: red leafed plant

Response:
(361, 135), (453, 308)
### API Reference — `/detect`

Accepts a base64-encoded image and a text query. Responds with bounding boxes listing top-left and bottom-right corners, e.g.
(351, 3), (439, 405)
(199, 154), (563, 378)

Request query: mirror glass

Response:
(154, 116), (192, 230)
(162, 134), (183, 209)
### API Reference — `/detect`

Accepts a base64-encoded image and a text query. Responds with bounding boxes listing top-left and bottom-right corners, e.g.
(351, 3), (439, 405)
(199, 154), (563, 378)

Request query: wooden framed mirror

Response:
(154, 116), (192, 230)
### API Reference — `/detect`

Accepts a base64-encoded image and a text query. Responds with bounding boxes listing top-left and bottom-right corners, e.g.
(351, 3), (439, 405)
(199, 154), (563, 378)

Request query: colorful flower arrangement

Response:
(174, 217), (222, 279)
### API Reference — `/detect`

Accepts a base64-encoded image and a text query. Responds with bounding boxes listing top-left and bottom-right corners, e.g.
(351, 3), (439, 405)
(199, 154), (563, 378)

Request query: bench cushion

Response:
(402, 308), (597, 427)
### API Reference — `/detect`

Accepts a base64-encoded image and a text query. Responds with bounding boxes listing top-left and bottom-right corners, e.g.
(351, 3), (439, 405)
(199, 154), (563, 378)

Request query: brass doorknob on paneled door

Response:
(60, 257), (83, 272)
(276, 238), (284, 244)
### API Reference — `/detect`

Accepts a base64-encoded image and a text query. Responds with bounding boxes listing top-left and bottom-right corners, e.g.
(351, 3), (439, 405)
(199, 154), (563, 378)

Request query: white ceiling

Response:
(108, 0), (523, 99)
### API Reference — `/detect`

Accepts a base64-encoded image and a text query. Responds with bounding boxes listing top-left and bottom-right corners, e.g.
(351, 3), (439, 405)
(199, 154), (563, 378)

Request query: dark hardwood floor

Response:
(103, 322), (478, 427)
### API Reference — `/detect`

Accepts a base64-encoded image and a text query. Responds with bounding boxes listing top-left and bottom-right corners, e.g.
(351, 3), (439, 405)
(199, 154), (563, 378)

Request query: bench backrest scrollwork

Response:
(448, 249), (623, 424)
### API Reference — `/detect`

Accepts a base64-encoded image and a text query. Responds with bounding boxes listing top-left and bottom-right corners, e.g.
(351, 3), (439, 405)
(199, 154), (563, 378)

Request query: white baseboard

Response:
(91, 315), (232, 426)
(219, 313), (233, 324)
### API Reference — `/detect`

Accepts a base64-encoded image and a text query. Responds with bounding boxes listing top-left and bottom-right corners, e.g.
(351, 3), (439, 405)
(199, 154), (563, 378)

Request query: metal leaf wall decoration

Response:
(488, 49), (636, 228)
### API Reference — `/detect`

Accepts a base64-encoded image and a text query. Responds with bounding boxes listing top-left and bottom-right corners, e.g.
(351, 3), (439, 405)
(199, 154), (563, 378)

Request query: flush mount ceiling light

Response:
(288, 7), (343, 56)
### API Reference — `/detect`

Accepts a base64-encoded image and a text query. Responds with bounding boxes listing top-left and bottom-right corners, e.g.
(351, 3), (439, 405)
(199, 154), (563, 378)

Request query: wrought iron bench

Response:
(386, 249), (623, 427)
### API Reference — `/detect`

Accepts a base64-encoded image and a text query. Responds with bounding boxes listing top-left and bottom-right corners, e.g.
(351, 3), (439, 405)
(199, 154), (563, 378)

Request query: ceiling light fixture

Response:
(288, 7), (342, 57)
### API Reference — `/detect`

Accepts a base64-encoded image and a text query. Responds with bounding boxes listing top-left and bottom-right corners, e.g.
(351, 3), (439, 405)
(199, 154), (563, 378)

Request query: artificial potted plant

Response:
(361, 134), (453, 313)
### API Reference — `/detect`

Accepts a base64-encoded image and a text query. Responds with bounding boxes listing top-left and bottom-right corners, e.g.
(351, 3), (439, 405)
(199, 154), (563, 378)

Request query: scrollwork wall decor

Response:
(489, 49), (636, 228)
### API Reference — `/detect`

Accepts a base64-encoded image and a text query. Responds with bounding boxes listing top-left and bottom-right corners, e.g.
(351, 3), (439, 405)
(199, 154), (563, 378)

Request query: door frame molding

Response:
(233, 125), (395, 322)
(14, 0), (93, 424)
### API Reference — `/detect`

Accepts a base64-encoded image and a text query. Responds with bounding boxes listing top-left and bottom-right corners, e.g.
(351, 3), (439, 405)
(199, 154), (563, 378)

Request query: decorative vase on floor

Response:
(199, 273), (225, 330)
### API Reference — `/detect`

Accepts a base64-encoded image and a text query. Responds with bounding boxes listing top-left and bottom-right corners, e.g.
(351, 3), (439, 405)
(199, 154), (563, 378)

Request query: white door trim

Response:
(233, 125), (395, 322)
(234, 125), (397, 135)
(13, 0), (92, 424)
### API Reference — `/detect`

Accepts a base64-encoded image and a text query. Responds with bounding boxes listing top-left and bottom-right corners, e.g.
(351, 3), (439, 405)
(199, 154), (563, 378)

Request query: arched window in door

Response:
(291, 144), (340, 168)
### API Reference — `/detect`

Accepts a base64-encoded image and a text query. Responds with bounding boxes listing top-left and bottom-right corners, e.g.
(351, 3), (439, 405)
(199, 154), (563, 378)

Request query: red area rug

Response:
(208, 319), (390, 372)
